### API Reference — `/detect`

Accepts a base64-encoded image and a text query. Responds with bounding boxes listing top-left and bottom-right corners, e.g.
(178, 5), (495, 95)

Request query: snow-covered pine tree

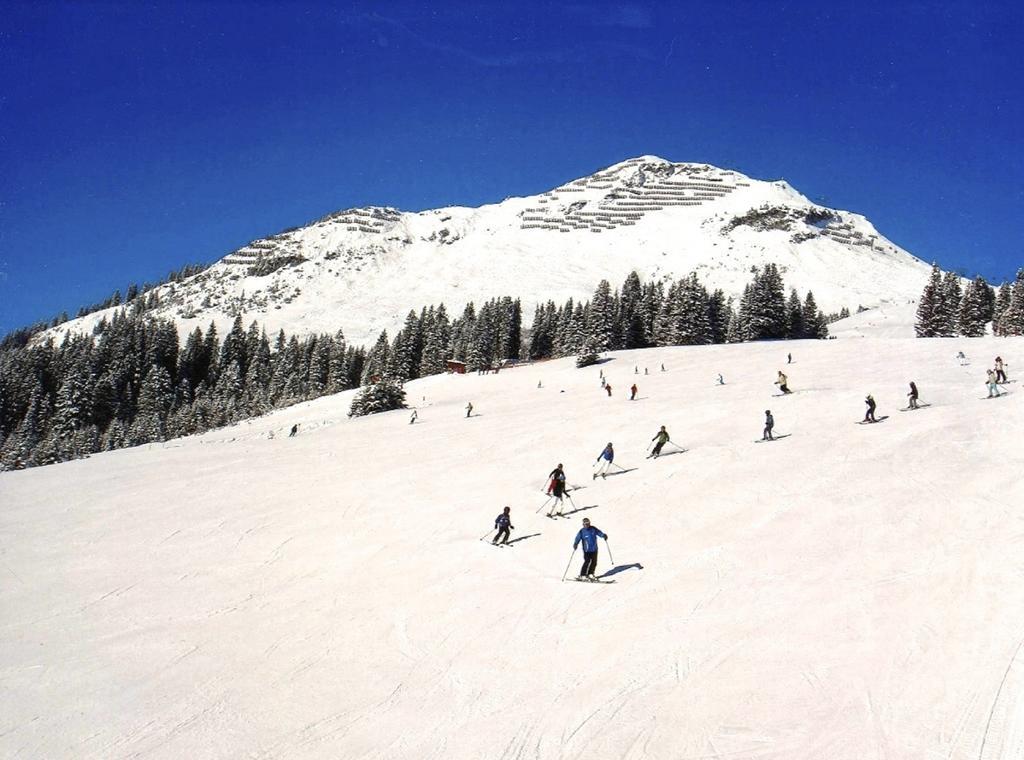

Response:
(586, 279), (615, 352)
(620, 271), (646, 349)
(361, 331), (391, 385)
(348, 377), (407, 417)
(915, 264), (944, 337)
(803, 291), (829, 339)
(707, 288), (728, 345)
(1000, 268), (1024, 336)
(786, 288), (805, 339)
(326, 329), (348, 393)
(957, 276), (989, 337)
(992, 282), (1012, 335)
(938, 271), (962, 337)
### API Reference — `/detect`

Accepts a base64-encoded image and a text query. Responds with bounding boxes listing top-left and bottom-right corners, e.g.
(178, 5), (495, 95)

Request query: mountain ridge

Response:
(46, 156), (930, 346)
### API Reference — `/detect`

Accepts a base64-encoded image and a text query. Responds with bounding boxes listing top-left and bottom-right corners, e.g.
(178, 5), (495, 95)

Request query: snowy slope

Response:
(46, 156), (930, 347)
(3, 331), (1023, 759)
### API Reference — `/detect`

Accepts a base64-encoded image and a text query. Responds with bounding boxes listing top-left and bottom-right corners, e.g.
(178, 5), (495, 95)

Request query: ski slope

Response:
(2, 330), (1024, 759)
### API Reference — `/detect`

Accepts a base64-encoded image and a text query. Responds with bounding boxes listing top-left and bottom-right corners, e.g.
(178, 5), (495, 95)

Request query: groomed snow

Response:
(2, 331), (1023, 759)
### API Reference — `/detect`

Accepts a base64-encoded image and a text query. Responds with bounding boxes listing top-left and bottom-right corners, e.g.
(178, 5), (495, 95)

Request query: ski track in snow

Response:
(2, 318), (1024, 759)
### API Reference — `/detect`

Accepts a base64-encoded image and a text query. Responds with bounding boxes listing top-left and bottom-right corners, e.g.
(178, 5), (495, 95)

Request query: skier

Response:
(650, 426), (670, 458)
(634, 366), (639, 375)
(630, 383), (638, 400)
(548, 474), (570, 516)
(605, 384), (612, 397)
(409, 410), (418, 424)
(987, 369), (1002, 398)
(907, 382), (919, 409)
(660, 364), (665, 372)
(763, 410), (775, 440)
(466, 402), (474, 418)
(995, 356), (1008, 384)
(600, 376), (606, 388)
(717, 373), (725, 385)
(594, 442), (615, 478)
(775, 371), (792, 394)
(546, 463), (566, 495)
(787, 352), (792, 364)
(956, 351), (968, 366)
(644, 367), (648, 375)
(289, 424), (299, 437)
(573, 517), (608, 581)
(537, 380), (542, 389)
(493, 507), (514, 545)
(864, 394), (877, 422)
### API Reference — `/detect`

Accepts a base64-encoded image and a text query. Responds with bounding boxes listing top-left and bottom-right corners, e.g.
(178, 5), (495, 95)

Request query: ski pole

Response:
(536, 496), (554, 514)
(565, 492), (578, 510)
(479, 529), (494, 542)
(604, 538), (614, 565)
(669, 441), (685, 452)
(561, 547), (578, 582)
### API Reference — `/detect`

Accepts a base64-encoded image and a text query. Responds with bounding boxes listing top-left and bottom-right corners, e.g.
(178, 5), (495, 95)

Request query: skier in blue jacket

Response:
(573, 518), (608, 580)
(492, 506), (513, 545)
(593, 442), (615, 479)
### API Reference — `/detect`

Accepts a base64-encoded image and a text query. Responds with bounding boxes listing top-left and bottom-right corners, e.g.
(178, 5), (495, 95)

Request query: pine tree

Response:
(803, 291), (829, 339)
(786, 289), (805, 339)
(957, 276), (989, 337)
(361, 331), (391, 385)
(348, 378), (407, 417)
(586, 280), (615, 352)
(993, 282), (1012, 335)
(1000, 269), (1024, 336)
(937, 272), (961, 337)
(915, 264), (944, 337)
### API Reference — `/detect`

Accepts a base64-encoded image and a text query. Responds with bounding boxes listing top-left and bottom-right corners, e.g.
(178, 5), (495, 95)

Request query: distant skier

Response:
(409, 410), (418, 424)
(775, 371), (792, 394)
(573, 517), (608, 581)
(907, 382), (919, 409)
(660, 364), (666, 372)
(546, 463), (566, 495)
(956, 351), (969, 366)
(987, 369), (1002, 398)
(644, 367), (649, 375)
(787, 352), (792, 364)
(634, 366), (639, 375)
(763, 410), (775, 440)
(594, 442), (615, 478)
(650, 426), (670, 458)
(492, 507), (514, 545)
(605, 384), (612, 397)
(995, 356), (1008, 384)
(289, 424), (299, 437)
(864, 394), (877, 422)
(537, 380), (542, 389)
(465, 402), (474, 418)
(548, 475), (570, 516)
(600, 376), (606, 388)
(717, 373), (725, 385)
(630, 383), (638, 400)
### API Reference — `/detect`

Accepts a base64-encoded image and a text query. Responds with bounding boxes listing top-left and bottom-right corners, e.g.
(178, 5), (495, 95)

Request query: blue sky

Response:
(1, 1), (1022, 335)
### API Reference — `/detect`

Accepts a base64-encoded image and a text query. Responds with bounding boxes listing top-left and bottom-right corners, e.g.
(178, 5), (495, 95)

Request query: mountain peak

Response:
(44, 157), (929, 348)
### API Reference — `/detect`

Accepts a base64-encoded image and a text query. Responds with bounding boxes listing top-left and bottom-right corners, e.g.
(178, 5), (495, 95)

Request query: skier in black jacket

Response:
(864, 394), (877, 422)
(493, 507), (514, 545)
(763, 410), (775, 440)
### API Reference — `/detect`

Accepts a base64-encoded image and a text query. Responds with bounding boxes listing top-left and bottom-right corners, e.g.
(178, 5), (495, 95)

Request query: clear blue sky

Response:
(2, 1), (1022, 335)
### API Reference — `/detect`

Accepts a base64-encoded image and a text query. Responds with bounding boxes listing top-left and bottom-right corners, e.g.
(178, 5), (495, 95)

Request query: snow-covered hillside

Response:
(47, 156), (929, 347)
(3, 329), (1023, 759)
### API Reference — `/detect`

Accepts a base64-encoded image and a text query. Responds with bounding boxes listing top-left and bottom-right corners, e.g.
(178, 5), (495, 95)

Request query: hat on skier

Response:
(503, 506), (510, 512)
(582, 518), (591, 526)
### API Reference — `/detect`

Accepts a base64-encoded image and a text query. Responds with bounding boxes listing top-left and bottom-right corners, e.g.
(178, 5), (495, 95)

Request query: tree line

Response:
(915, 264), (1024, 337)
(1, 266), (828, 469)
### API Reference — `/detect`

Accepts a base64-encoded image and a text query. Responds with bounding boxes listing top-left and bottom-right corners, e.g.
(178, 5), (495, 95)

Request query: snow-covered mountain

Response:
(53, 156), (929, 346)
